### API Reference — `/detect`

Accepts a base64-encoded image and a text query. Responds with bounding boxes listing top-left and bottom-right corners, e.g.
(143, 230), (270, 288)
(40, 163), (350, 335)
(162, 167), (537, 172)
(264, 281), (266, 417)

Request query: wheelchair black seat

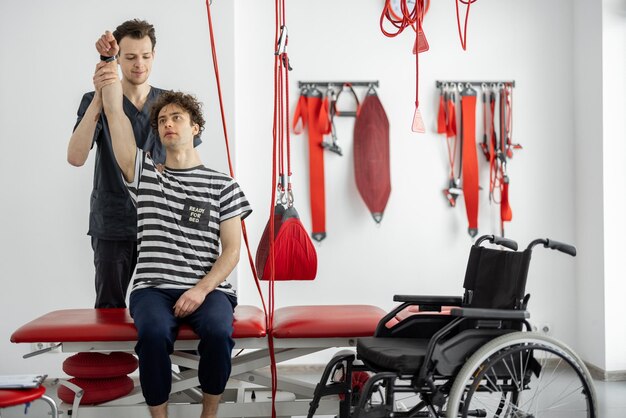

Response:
(356, 337), (429, 373)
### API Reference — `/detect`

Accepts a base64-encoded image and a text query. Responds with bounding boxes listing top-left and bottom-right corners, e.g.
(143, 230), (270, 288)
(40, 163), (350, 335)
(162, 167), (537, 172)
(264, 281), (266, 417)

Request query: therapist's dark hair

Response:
(113, 19), (156, 51)
(150, 91), (206, 137)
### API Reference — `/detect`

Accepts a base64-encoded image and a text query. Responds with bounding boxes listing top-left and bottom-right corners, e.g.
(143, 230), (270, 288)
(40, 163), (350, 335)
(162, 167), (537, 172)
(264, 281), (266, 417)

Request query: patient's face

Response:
(157, 104), (199, 149)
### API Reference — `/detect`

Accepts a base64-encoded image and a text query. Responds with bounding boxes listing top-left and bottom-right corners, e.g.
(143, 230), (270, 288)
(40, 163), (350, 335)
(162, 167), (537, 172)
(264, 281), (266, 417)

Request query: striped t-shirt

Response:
(125, 150), (252, 295)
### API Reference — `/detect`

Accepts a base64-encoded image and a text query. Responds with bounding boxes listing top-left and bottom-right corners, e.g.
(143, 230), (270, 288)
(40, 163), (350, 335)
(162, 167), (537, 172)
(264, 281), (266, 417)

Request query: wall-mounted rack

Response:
(436, 80), (516, 88)
(298, 81), (379, 89)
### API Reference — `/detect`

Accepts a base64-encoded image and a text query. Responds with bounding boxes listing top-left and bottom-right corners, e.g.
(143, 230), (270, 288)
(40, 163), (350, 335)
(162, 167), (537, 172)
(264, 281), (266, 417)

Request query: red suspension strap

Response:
(267, 0), (291, 415)
(460, 84), (479, 237)
(203, 1), (267, 316)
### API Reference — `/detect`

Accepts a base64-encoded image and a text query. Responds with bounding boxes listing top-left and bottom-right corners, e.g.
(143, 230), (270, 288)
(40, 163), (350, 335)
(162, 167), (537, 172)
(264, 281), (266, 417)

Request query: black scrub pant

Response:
(91, 237), (137, 308)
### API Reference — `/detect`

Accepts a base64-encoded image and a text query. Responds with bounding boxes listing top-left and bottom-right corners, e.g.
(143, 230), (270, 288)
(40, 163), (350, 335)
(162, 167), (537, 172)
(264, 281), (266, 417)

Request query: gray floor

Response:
(2, 374), (626, 417)
(595, 378), (626, 417)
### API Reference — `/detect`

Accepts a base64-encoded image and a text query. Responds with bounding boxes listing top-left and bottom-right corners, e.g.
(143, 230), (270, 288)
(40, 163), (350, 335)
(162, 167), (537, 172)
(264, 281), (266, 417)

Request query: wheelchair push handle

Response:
(527, 238), (577, 256)
(475, 234), (518, 251)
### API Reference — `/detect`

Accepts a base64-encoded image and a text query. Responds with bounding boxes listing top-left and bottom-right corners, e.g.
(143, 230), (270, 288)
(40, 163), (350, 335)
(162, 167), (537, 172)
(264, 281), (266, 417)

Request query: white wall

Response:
(573, 0), (606, 371)
(0, 0), (597, 375)
(601, 0), (626, 372)
(572, 0), (626, 373)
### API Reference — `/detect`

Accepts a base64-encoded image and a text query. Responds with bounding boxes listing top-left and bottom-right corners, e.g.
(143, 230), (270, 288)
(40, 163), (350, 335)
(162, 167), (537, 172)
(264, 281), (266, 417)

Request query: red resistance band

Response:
(486, 83), (519, 236)
(460, 89), (479, 237)
(292, 89), (327, 242)
(498, 85), (514, 233)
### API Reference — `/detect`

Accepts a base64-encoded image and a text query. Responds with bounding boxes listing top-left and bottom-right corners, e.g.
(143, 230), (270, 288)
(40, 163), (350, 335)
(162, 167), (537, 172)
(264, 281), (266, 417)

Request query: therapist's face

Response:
(117, 36), (154, 86)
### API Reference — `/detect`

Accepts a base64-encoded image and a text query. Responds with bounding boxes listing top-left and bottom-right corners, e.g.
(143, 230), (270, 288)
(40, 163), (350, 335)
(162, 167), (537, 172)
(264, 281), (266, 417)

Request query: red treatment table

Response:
(11, 304), (385, 418)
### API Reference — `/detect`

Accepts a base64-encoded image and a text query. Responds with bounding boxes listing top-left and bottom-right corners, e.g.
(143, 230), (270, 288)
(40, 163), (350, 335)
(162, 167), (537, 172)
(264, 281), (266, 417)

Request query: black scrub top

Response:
(74, 87), (201, 241)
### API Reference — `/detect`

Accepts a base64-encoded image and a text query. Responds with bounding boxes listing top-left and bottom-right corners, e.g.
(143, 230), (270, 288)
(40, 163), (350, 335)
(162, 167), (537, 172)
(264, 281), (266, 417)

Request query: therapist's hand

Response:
(93, 61), (118, 95)
(174, 287), (209, 318)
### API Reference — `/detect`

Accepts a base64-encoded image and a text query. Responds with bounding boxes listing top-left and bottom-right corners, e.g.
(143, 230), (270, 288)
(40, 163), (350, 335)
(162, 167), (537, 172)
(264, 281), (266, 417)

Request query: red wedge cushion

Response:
(57, 376), (134, 405)
(63, 352), (137, 378)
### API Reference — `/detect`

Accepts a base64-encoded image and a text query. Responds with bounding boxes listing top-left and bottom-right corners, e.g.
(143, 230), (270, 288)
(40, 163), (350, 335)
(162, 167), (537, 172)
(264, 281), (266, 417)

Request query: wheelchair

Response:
(308, 235), (597, 417)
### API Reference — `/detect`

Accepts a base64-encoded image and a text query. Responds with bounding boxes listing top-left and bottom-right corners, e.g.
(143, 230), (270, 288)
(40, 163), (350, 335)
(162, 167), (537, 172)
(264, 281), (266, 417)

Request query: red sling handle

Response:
(292, 92), (308, 135)
(334, 83), (361, 117)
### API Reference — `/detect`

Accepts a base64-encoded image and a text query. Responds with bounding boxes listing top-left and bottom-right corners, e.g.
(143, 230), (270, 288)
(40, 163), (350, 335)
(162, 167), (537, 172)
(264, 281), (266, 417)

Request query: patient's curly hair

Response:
(150, 91), (206, 137)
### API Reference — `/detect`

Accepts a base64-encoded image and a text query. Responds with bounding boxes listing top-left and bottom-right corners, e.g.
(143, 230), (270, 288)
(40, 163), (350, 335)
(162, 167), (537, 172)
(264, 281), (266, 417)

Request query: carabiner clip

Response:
(275, 25), (288, 56)
(287, 189), (294, 207)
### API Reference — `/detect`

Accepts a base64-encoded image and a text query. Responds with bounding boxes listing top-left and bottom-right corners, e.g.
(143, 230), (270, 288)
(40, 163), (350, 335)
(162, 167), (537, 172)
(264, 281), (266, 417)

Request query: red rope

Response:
(203, 0), (269, 368)
(455, 0), (476, 50)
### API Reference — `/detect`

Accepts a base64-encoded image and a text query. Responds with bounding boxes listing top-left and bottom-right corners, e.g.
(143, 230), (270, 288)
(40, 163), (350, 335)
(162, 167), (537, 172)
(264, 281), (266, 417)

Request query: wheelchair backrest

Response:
(462, 245), (532, 310)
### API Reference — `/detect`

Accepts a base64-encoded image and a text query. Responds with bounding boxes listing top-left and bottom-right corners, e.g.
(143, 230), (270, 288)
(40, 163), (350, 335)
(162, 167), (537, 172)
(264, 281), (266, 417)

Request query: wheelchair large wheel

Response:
(446, 332), (596, 418)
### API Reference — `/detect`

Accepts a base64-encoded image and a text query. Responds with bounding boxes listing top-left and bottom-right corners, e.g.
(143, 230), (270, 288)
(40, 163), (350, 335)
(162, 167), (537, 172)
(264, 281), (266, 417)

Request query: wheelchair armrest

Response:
(374, 295), (463, 337)
(450, 307), (529, 320)
(393, 295), (463, 306)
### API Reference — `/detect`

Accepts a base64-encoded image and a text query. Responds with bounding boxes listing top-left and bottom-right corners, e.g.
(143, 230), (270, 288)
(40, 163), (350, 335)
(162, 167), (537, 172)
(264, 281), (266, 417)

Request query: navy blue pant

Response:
(129, 288), (237, 406)
(91, 237), (137, 308)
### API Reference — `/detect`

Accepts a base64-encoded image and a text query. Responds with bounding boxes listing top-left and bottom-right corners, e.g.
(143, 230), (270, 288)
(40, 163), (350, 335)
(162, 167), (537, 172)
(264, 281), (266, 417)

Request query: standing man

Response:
(68, 20), (199, 308)
(97, 43), (251, 417)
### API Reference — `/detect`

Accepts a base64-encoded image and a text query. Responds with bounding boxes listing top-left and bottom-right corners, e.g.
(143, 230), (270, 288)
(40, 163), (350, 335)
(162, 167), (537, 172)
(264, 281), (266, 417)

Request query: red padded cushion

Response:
(57, 376), (134, 405)
(0, 387), (45, 408)
(11, 305), (266, 343)
(273, 305), (386, 338)
(256, 206), (318, 281)
(63, 352), (137, 378)
(354, 93), (391, 222)
(256, 204), (285, 278)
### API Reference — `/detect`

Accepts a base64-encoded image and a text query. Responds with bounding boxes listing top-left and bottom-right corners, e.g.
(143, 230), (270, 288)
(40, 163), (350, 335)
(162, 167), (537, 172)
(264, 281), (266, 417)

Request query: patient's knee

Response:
(137, 324), (175, 351)
(197, 322), (232, 344)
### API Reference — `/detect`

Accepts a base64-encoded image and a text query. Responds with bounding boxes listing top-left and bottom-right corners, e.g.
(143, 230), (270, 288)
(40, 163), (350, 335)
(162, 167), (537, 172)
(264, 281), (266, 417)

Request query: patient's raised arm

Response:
(100, 61), (137, 182)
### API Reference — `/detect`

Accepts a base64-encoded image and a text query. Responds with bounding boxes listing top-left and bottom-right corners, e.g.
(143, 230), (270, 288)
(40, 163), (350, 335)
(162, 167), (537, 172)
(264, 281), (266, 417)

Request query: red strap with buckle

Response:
(461, 91), (479, 237)
(305, 93), (327, 242)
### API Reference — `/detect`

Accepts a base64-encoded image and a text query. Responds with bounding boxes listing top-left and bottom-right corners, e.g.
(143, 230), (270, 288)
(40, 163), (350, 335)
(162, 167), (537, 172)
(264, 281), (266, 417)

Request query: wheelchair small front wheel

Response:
(446, 332), (596, 418)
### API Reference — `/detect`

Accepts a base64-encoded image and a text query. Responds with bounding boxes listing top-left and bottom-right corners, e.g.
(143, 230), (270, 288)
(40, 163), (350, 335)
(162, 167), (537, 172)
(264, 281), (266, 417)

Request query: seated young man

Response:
(97, 53), (251, 418)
